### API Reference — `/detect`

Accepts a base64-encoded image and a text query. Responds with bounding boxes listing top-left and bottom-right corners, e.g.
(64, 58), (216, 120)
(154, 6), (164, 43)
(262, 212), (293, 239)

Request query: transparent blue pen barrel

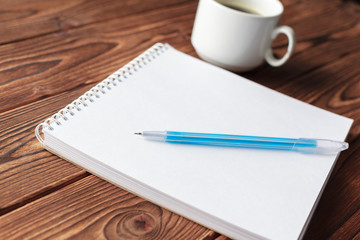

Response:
(165, 131), (317, 151)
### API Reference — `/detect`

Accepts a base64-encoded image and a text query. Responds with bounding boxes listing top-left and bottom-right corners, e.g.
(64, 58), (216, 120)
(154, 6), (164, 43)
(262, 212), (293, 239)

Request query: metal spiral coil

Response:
(35, 43), (167, 144)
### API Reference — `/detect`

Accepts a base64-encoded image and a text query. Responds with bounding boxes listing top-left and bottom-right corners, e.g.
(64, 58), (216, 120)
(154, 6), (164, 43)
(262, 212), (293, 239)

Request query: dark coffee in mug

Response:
(216, 0), (263, 15)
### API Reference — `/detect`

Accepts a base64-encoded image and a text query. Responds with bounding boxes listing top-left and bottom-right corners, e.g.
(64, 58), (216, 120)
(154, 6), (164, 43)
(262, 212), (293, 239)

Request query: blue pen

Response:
(135, 131), (348, 154)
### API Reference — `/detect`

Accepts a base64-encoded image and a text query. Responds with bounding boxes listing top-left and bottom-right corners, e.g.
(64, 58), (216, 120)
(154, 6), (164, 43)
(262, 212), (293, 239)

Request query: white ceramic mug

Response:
(191, 0), (296, 72)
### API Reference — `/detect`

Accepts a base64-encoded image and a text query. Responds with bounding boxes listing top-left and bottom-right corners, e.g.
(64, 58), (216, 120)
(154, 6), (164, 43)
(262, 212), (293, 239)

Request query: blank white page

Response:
(44, 44), (353, 240)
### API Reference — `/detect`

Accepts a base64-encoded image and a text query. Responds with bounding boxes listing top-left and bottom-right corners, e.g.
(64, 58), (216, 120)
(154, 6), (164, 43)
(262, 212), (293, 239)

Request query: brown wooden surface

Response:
(0, 0), (359, 239)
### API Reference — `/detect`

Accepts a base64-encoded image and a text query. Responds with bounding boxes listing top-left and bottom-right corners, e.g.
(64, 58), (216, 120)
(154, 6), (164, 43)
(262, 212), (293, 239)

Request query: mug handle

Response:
(264, 26), (296, 67)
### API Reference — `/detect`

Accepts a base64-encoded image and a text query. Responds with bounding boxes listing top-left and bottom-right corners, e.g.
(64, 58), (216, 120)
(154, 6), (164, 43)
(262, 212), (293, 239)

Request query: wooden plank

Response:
(0, 0), (198, 113)
(1, 0), (360, 115)
(0, 0), (197, 223)
(303, 137), (360, 240)
(0, 175), (216, 239)
(0, 0), (192, 44)
(244, 0), (360, 89)
(0, 88), (90, 211)
(274, 49), (360, 117)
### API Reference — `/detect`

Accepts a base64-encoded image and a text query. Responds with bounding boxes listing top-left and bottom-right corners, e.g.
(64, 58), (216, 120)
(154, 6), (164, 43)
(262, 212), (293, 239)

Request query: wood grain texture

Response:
(0, 0), (192, 44)
(303, 140), (360, 240)
(0, 0), (359, 239)
(0, 175), (216, 239)
(0, 0), (197, 113)
(0, 87), (92, 211)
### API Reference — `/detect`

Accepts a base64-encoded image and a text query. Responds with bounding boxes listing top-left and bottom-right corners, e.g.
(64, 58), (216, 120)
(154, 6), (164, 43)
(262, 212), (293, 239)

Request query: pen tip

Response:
(134, 132), (142, 135)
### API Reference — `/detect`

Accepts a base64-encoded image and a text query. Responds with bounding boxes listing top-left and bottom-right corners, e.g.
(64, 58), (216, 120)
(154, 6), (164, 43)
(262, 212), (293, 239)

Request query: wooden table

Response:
(1, 0), (359, 239)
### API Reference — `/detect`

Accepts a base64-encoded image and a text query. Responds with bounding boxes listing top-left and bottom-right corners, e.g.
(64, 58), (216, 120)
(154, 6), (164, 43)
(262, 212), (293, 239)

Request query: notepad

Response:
(35, 43), (353, 240)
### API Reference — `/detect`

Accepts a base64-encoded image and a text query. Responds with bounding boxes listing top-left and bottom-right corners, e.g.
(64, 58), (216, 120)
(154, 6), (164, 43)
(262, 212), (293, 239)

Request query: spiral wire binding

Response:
(35, 43), (168, 145)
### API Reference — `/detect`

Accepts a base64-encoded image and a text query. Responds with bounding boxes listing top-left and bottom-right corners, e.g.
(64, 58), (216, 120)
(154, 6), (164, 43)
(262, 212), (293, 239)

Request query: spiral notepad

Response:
(35, 43), (352, 240)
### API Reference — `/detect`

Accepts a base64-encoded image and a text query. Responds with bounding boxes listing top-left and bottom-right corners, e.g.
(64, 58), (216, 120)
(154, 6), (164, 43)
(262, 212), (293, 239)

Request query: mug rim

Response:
(211, 0), (284, 19)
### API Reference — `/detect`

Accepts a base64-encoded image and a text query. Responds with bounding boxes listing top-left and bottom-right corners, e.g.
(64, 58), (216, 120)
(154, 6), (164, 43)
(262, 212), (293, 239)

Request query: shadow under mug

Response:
(191, 0), (296, 72)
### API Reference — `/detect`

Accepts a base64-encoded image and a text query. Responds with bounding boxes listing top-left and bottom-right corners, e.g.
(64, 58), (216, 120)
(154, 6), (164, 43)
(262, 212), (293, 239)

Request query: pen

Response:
(135, 131), (349, 154)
